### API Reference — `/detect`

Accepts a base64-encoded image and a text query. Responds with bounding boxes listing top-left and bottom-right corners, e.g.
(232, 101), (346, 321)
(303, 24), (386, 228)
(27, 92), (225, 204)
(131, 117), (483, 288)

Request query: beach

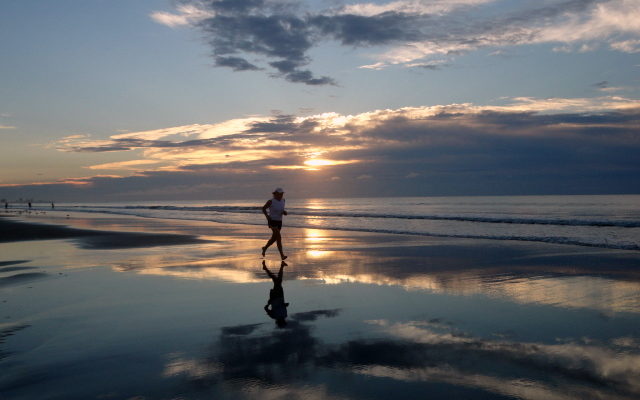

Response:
(1, 209), (640, 400)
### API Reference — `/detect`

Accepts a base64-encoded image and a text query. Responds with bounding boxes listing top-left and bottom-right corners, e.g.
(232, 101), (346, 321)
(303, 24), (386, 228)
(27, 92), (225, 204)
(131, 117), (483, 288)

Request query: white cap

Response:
(273, 187), (284, 193)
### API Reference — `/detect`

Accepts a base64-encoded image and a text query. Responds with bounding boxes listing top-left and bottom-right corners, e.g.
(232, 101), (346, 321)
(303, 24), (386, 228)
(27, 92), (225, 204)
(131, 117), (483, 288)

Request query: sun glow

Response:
(304, 229), (328, 242)
(304, 159), (335, 167)
(269, 158), (360, 171)
(306, 250), (334, 258)
(304, 159), (360, 169)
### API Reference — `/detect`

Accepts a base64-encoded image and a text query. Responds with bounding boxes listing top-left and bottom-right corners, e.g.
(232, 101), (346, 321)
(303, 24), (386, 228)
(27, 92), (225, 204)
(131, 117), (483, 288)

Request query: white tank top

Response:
(268, 198), (285, 221)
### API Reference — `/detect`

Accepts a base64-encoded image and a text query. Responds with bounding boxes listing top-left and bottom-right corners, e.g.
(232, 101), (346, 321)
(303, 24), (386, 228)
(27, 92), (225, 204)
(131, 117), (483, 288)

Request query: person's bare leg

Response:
(275, 229), (287, 260)
(263, 228), (278, 256)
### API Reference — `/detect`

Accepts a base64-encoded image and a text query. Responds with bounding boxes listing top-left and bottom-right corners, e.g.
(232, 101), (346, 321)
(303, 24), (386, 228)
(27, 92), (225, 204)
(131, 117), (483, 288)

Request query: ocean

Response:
(38, 194), (640, 251)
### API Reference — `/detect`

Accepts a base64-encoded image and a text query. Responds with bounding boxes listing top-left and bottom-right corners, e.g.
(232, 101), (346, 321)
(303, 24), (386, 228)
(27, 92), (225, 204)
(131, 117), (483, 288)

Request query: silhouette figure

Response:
(51, 202), (54, 209)
(261, 188), (288, 260)
(263, 260), (289, 328)
(28, 202), (32, 209)
(4, 202), (7, 209)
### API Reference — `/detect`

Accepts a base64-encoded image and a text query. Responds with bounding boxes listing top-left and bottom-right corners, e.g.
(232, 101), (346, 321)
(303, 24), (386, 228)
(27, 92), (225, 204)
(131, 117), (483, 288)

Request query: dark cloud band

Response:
(160, 0), (634, 84)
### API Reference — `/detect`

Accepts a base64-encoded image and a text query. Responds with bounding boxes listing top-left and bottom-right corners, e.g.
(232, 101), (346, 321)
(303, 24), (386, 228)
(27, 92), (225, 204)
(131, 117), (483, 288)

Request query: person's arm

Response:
(262, 200), (272, 221)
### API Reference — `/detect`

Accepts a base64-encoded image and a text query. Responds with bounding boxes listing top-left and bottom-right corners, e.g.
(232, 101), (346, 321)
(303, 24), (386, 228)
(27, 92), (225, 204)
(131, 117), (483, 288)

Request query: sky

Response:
(1, 0), (639, 202)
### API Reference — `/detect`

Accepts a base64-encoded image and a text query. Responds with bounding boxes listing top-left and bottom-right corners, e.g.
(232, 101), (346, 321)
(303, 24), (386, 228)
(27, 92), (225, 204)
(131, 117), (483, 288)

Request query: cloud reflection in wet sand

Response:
(119, 243), (640, 314)
(313, 269), (640, 314)
(164, 310), (344, 399)
(362, 320), (640, 394)
(164, 313), (640, 400)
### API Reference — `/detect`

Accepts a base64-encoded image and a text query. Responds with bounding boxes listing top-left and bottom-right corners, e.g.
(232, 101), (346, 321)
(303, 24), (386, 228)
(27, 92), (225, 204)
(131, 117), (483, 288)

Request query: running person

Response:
(262, 188), (288, 260)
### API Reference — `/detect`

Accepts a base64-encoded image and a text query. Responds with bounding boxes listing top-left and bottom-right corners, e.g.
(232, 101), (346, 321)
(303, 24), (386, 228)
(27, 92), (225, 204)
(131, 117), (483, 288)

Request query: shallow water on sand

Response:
(1, 214), (640, 400)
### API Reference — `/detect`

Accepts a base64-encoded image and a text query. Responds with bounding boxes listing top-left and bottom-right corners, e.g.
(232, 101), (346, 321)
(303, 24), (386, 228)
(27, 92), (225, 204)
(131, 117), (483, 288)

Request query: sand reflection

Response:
(25, 214), (632, 316)
(353, 319), (640, 400)
(311, 268), (640, 314)
(106, 240), (640, 314)
(164, 313), (640, 400)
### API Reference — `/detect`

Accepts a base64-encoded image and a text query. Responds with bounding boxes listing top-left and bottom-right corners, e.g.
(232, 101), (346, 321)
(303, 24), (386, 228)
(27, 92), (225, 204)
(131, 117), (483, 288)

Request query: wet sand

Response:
(1, 211), (640, 400)
(0, 215), (209, 249)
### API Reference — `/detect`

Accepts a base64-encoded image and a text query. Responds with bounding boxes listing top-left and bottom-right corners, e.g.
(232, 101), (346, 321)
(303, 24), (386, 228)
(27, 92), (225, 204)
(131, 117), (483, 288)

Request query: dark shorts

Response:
(268, 220), (283, 230)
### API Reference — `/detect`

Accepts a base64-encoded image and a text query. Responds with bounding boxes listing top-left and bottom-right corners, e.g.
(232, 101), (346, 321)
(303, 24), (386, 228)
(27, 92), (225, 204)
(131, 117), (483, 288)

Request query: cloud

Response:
(335, 0), (496, 17)
(5, 96), (638, 200)
(593, 80), (610, 89)
(406, 60), (449, 70)
(592, 81), (628, 93)
(152, 0), (640, 82)
(613, 337), (640, 349)
(611, 39), (640, 53)
(370, 0), (640, 66)
(215, 55), (260, 71)
(0, 112), (16, 130)
(185, 0), (336, 85)
(87, 159), (161, 171)
(150, 3), (215, 28)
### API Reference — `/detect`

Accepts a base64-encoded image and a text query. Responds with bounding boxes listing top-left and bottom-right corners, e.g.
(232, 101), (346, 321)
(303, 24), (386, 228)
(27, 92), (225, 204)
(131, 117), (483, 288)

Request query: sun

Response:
(304, 159), (336, 167)
(267, 158), (359, 171)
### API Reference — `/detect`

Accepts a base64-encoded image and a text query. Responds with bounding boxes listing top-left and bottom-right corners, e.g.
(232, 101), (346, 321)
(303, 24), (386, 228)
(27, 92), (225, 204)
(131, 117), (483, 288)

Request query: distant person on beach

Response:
(4, 202), (7, 209)
(262, 187), (288, 260)
(263, 260), (289, 327)
(28, 202), (32, 209)
(51, 202), (54, 209)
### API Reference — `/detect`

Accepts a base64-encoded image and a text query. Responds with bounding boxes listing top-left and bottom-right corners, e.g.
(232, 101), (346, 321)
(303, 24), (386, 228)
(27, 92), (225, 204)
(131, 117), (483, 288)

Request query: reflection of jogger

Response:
(263, 260), (289, 327)
(261, 188), (288, 260)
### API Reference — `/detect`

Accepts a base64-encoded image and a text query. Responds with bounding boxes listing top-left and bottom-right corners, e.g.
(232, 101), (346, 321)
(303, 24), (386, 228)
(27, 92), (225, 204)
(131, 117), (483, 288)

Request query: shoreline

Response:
(4, 204), (640, 253)
(2, 210), (640, 280)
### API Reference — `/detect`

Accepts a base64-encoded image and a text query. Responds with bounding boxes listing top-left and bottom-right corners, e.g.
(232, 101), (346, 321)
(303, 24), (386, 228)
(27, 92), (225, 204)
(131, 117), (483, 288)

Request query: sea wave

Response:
(62, 204), (640, 228)
(41, 204), (640, 252)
